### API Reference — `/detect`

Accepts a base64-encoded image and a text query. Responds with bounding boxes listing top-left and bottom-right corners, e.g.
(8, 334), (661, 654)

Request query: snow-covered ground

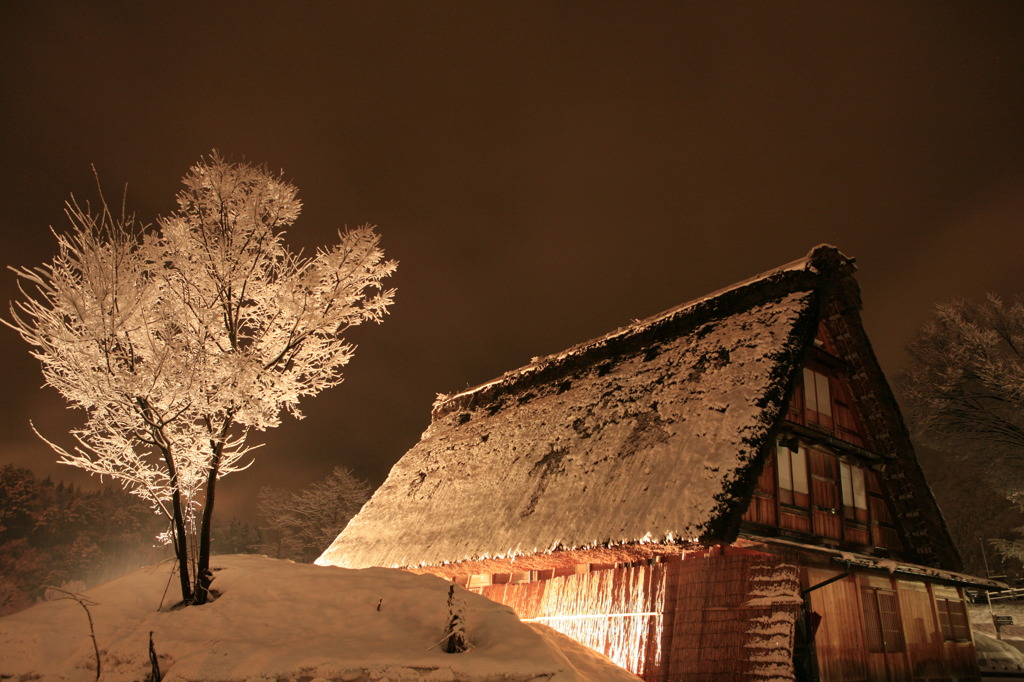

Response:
(0, 554), (639, 681)
(969, 600), (1024, 677)
(970, 599), (1024, 643)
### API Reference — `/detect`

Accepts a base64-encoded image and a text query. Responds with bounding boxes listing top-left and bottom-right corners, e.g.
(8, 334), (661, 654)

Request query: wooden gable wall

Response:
(741, 321), (906, 556)
(738, 294), (961, 573)
(819, 297), (960, 569)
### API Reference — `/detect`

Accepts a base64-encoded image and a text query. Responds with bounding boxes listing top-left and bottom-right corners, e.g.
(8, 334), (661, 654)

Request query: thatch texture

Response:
(318, 248), (852, 570)
(319, 244), (965, 572)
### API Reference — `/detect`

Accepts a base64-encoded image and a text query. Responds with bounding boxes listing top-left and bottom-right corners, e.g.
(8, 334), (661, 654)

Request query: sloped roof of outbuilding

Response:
(318, 245), (957, 572)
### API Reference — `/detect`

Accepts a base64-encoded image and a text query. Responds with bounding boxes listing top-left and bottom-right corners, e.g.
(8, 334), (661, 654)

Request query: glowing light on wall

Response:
(486, 564), (666, 675)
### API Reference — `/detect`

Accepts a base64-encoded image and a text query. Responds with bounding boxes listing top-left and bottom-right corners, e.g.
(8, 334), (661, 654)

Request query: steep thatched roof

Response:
(318, 245), (958, 572)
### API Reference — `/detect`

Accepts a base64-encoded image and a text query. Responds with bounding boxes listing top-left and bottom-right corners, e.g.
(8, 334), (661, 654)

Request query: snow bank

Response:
(969, 601), (1024, 642)
(0, 554), (638, 681)
(974, 632), (1024, 674)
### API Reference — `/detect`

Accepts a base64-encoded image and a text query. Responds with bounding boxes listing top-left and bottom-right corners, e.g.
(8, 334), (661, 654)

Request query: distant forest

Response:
(0, 464), (367, 616)
(5, 450), (1007, 615)
(0, 465), (172, 615)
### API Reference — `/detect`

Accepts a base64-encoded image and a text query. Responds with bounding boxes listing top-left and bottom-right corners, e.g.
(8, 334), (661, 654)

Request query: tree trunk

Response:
(193, 448), (221, 605)
(163, 452), (192, 603)
(143, 400), (192, 604)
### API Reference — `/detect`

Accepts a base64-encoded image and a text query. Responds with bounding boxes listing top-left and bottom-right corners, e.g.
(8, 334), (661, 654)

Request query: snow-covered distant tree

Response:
(257, 465), (371, 562)
(6, 153), (396, 604)
(898, 294), (1024, 497)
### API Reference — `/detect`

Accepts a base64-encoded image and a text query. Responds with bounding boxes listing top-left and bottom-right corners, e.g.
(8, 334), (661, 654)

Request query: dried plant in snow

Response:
(44, 586), (101, 680)
(444, 584), (470, 654)
(6, 152), (396, 604)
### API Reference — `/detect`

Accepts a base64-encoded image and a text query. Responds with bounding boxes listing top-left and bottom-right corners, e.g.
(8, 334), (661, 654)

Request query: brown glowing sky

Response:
(2, 3), (1023, 520)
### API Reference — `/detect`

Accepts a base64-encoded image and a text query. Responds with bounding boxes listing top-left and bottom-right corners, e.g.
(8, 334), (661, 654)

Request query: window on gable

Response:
(786, 377), (804, 423)
(840, 461), (869, 522)
(803, 367), (834, 430)
(809, 448), (843, 539)
(741, 448), (778, 527)
(867, 471), (904, 551)
(777, 439), (809, 508)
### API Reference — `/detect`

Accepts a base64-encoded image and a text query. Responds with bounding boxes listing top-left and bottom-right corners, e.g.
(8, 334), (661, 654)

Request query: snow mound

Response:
(974, 632), (1024, 674)
(0, 554), (638, 681)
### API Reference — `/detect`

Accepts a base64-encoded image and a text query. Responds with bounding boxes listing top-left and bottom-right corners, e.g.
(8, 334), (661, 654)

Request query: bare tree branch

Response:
(898, 294), (1024, 497)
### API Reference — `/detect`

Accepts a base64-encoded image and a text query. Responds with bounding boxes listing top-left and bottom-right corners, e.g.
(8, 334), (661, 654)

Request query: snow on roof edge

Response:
(370, 530), (705, 573)
(433, 244), (852, 415)
(742, 533), (1005, 590)
(322, 287), (819, 571)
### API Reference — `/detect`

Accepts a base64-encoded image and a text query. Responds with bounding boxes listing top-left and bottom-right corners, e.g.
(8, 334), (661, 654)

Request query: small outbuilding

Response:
(319, 245), (999, 681)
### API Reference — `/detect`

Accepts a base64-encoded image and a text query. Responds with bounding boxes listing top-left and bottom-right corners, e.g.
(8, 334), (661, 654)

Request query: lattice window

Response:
(861, 587), (905, 653)
(935, 596), (971, 641)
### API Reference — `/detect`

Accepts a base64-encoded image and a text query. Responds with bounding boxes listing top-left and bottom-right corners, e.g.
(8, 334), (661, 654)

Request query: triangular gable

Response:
(318, 246), (959, 572)
(816, 296), (961, 569)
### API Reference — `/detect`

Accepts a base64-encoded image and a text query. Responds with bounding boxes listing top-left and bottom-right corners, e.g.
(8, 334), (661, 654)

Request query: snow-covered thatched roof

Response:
(319, 245), (958, 572)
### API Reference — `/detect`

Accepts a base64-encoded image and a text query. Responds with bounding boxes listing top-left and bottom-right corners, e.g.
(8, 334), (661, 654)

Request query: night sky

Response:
(2, 3), (1023, 521)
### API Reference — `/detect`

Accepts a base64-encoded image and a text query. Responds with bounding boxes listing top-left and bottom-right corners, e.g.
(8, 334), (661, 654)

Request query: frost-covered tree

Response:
(898, 294), (1024, 497)
(257, 465), (371, 562)
(6, 153), (396, 604)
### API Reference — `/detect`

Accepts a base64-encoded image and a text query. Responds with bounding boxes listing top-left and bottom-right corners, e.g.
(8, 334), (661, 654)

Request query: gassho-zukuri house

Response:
(318, 245), (1000, 682)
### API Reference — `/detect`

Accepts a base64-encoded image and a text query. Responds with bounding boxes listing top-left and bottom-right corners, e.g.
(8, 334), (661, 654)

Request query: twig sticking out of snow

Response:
(44, 586), (101, 681)
(159, 560), (178, 611)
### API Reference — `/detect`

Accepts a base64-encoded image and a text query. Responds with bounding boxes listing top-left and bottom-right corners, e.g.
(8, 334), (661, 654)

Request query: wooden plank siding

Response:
(463, 551), (982, 682)
(807, 568), (980, 682)
(475, 549), (801, 682)
(807, 567), (869, 681)
(810, 448), (843, 540)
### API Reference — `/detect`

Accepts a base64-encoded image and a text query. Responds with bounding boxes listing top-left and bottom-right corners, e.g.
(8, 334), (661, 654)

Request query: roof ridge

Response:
(433, 244), (853, 414)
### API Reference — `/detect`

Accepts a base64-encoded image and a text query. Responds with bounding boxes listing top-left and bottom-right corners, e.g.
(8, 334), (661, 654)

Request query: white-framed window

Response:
(777, 438), (809, 507)
(840, 461), (868, 520)
(804, 367), (833, 418)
